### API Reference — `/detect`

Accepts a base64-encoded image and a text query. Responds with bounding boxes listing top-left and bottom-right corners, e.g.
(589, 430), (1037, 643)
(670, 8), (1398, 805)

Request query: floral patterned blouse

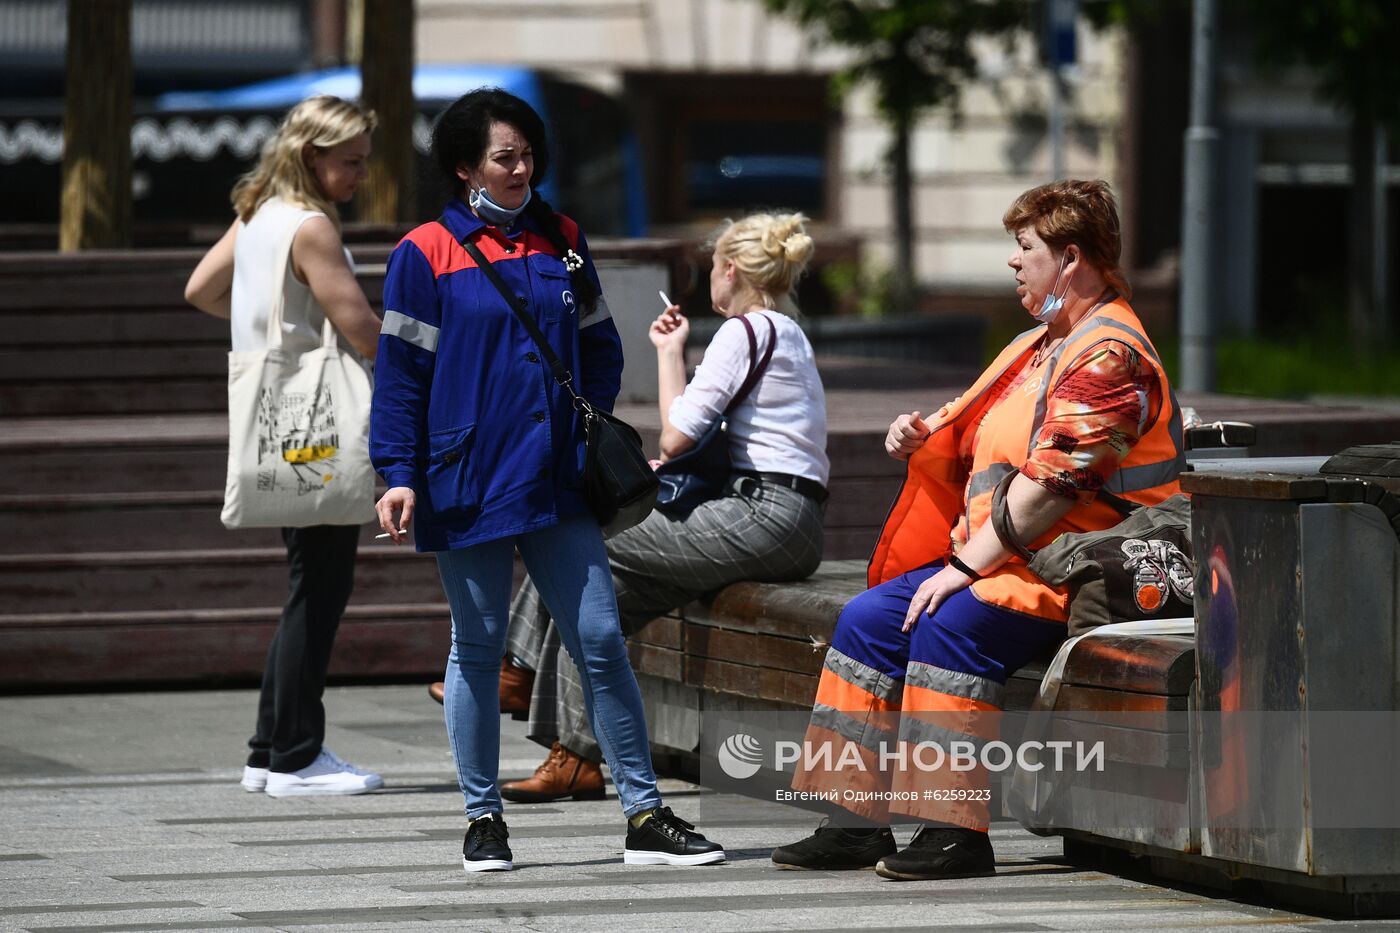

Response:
(965, 338), (1160, 504)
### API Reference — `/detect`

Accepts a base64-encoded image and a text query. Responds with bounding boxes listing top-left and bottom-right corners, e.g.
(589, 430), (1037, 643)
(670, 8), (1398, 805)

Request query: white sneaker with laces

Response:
(241, 765), (269, 792)
(264, 748), (384, 797)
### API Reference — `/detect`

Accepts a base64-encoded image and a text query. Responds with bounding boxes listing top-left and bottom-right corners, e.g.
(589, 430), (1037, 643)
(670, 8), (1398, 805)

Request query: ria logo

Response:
(717, 733), (764, 780)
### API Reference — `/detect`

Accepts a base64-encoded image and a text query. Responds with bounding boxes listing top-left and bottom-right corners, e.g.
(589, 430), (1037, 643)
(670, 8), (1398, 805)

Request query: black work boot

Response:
(874, 825), (995, 881)
(771, 820), (897, 870)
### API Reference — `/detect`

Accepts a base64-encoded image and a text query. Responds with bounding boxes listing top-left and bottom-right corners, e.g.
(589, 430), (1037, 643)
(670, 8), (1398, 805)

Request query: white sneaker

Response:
(264, 748), (384, 798)
(241, 765), (269, 792)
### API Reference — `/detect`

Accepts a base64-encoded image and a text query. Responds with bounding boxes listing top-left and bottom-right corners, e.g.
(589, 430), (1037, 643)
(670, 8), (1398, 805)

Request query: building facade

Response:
(414, 0), (1128, 290)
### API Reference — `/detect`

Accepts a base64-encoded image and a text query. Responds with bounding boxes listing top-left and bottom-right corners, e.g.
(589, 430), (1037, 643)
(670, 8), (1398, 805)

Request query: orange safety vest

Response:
(868, 297), (1185, 623)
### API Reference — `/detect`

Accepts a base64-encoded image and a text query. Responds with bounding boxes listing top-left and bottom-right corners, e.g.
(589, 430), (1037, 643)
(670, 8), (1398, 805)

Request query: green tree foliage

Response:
(763, 0), (1024, 311)
(1244, 1), (1400, 348)
(763, 0), (1023, 125)
(1087, 0), (1400, 348)
(1243, 0), (1400, 130)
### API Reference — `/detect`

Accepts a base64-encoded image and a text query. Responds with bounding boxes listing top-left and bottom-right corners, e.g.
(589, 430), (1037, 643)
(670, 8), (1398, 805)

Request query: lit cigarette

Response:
(659, 290), (673, 308)
(375, 531), (406, 539)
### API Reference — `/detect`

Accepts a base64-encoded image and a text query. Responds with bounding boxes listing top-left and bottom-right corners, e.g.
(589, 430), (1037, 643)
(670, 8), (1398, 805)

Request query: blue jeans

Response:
(435, 513), (663, 820)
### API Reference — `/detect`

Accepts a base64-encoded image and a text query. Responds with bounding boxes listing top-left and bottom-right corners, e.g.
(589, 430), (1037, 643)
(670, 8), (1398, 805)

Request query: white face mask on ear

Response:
(1035, 250), (1073, 324)
(468, 184), (532, 227)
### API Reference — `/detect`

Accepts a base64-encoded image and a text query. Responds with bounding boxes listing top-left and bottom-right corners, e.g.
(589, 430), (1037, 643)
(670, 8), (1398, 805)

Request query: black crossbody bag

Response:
(654, 313), (775, 514)
(453, 228), (658, 537)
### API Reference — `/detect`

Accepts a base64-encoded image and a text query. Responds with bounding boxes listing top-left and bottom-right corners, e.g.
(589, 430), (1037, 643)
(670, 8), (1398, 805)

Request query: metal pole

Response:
(1044, 0), (1075, 182)
(1373, 127), (1390, 343)
(1179, 0), (1219, 392)
(1049, 68), (1064, 181)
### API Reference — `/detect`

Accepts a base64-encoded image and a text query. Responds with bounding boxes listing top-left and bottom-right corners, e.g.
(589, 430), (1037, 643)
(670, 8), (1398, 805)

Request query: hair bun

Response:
(713, 210), (815, 306)
(762, 214), (813, 265)
(781, 231), (814, 265)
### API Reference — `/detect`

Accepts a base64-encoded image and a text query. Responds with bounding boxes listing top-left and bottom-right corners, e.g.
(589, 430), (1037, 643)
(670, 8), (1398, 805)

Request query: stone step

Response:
(0, 547), (445, 613)
(0, 603), (448, 690)
(3, 442), (226, 495)
(0, 343), (228, 383)
(0, 486), (887, 560)
(0, 247), (388, 418)
(0, 490), (385, 553)
(1, 435), (226, 496)
(0, 378), (226, 416)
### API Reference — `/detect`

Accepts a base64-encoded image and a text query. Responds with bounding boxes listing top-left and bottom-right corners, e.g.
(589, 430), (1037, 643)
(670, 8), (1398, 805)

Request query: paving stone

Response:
(1, 685), (1394, 931)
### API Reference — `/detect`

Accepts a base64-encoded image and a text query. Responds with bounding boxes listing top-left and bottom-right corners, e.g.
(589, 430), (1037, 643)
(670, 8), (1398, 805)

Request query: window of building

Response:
(623, 72), (837, 227)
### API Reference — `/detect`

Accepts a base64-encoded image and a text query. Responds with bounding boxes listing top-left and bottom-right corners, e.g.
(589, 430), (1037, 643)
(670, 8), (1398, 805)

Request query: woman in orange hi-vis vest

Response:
(771, 180), (1185, 881)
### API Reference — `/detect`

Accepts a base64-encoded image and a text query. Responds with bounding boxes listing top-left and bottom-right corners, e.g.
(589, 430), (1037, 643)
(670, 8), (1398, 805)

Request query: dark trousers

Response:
(246, 525), (360, 773)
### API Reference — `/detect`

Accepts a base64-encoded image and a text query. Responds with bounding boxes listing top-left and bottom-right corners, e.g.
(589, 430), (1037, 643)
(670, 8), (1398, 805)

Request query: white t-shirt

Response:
(667, 309), (830, 486)
(229, 198), (355, 354)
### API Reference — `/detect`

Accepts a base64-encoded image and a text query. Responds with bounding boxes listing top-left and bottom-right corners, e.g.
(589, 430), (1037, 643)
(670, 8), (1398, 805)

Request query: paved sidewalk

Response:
(0, 686), (1382, 932)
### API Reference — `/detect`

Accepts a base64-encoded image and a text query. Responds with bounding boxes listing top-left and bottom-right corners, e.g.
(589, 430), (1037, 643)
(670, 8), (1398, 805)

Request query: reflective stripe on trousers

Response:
(790, 561), (1067, 829)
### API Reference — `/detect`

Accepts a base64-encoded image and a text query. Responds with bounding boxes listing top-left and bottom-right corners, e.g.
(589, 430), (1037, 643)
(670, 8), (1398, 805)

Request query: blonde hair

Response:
(713, 212), (815, 315)
(232, 95), (377, 225)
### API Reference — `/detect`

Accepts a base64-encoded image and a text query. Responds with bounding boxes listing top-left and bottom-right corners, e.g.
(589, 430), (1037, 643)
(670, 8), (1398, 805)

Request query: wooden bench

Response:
(625, 558), (1195, 818)
(629, 560), (1046, 774)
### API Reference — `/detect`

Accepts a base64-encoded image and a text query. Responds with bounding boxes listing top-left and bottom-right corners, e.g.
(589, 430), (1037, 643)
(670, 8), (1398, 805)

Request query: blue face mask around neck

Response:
(468, 184), (532, 228)
(1034, 250), (1073, 324)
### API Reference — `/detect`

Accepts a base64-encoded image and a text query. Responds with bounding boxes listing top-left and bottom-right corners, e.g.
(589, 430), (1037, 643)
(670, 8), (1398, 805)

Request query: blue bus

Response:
(0, 65), (646, 238)
(156, 65), (647, 237)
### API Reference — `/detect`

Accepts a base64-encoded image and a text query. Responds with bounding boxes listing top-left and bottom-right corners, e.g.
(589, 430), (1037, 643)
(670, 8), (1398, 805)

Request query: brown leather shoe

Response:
(499, 660), (534, 714)
(428, 682), (445, 705)
(501, 742), (606, 803)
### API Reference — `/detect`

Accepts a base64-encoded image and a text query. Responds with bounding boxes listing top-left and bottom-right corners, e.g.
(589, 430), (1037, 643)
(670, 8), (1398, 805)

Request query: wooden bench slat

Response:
(684, 656), (818, 707)
(1181, 472), (1329, 499)
(1055, 686), (1188, 731)
(684, 625), (825, 677)
(632, 616), (682, 650)
(1052, 718), (1190, 769)
(628, 642), (683, 682)
(1061, 634), (1195, 696)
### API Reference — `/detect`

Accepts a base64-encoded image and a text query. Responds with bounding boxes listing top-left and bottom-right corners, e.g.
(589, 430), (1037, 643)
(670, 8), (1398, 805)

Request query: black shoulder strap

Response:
(440, 218), (584, 406)
(723, 313), (777, 416)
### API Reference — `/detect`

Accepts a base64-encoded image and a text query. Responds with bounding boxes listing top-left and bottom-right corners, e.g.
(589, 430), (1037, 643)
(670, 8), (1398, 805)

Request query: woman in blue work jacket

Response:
(369, 88), (723, 874)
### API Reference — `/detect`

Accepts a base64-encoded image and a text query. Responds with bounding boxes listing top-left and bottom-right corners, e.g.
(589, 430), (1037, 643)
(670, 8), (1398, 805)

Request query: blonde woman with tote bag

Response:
(185, 95), (385, 797)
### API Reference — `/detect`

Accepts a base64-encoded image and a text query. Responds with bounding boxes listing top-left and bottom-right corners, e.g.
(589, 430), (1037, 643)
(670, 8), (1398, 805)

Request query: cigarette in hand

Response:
(375, 531), (407, 539)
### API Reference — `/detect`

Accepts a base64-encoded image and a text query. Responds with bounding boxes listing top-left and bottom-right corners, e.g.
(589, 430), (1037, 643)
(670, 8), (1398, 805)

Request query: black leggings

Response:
(246, 525), (359, 773)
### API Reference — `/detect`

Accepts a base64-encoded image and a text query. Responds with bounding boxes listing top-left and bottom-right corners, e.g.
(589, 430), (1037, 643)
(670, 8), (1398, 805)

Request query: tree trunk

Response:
(60, 0), (132, 251)
(311, 0), (348, 68)
(1348, 114), (1380, 353)
(358, 0), (416, 225)
(890, 118), (916, 314)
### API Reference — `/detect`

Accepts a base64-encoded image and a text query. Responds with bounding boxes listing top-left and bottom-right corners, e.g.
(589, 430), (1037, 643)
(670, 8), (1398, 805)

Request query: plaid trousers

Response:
(505, 474), (825, 761)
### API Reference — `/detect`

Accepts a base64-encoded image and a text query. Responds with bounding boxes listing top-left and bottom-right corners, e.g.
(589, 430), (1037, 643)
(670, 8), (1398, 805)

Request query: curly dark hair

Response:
(432, 87), (597, 311)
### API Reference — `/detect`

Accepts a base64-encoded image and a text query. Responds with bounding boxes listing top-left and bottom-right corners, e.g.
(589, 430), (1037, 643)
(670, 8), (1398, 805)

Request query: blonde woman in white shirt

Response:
(185, 95), (384, 798)
(489, 212), (829, 802)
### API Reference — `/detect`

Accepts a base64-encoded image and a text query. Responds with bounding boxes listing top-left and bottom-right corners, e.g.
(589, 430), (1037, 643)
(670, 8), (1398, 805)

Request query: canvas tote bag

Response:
(220, 227), (375, 529)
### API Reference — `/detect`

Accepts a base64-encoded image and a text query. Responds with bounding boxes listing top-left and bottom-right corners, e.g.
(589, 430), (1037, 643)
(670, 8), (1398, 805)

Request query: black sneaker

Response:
(874, 825), (995, 881)
(462, 813), (513, 872)
(623, 807), (726, 866)
(771, 820), (897, 871)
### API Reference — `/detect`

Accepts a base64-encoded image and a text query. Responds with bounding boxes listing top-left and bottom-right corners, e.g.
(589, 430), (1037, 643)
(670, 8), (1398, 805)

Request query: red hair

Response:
(1002, 179), (1131, 300)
